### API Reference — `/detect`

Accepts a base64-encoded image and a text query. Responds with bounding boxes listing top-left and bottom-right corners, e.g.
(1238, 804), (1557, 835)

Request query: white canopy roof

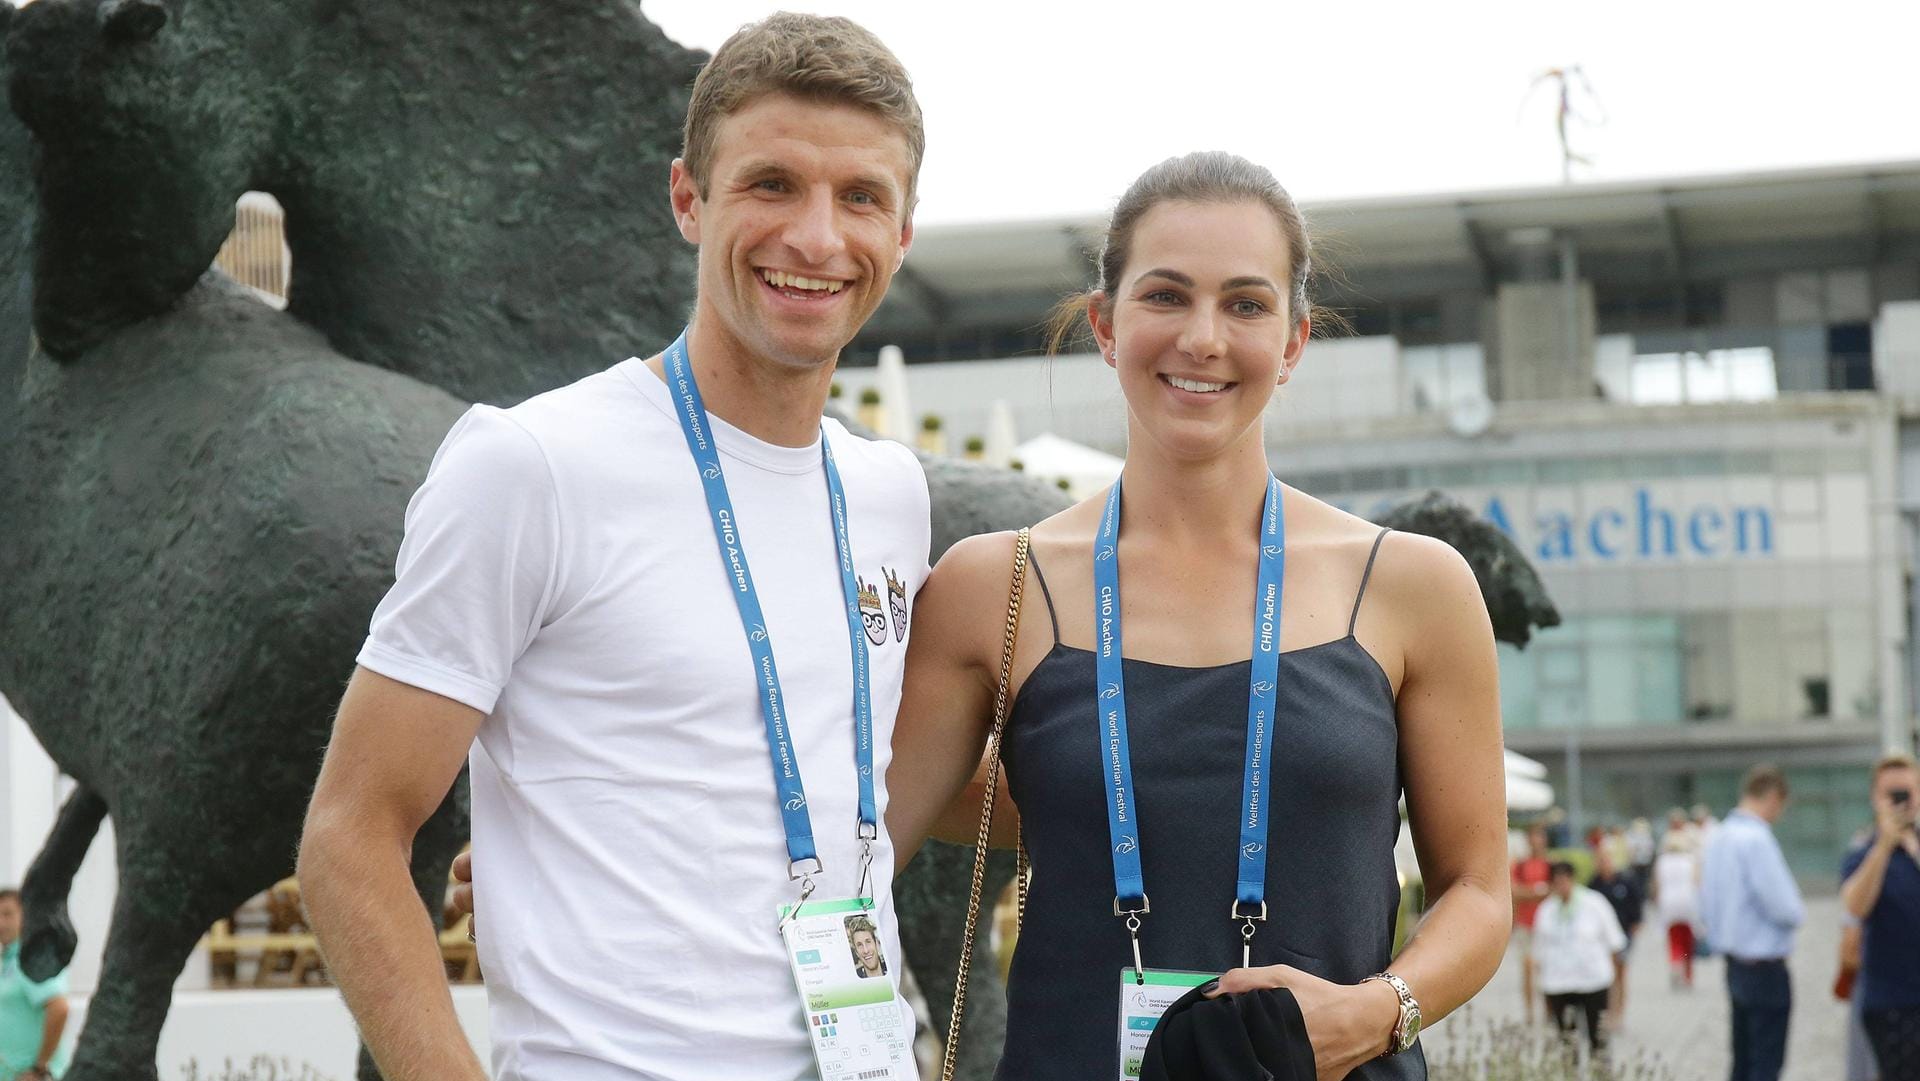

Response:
(1012, 432), (1124, 498)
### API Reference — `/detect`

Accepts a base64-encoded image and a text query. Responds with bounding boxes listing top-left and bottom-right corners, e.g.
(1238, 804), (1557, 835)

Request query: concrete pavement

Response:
(1421, 895), (1852, 1080)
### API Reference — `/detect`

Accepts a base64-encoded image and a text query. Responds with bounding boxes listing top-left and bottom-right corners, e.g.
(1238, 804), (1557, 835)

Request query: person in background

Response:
(1531, 861), (1627, 1056)
(0, 889), (70, 1081)
(1651, 831), (1700, 989)
(1602, 826), (1632, 879)
(1840, 752), (1920, 1081)
(1693, 802), (1721, 850)
(1662, 807), (1693, 851)
(1625, 817), (1656, 889)
(1589, 843), (1643, 1024)
(1543, 807), (1571, 850)
(1701, 764), (1804, 1081)
(1513, 822), (1553, 1024)
(1838, 913), (1880, 1081)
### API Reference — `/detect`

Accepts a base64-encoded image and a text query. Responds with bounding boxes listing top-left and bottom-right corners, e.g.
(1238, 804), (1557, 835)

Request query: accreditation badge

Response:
(1115, 968), (1216, 1081)
(778, 897), (913, 1081)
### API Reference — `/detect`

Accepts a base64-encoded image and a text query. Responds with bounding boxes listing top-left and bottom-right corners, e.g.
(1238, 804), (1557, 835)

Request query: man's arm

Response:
(1841, 844), (1893, 921)
(1751, 831), (1806, 931)
(1598, 893), (1629, 954)
(299, 668), (488, 1081)
(1842, 804), (1910, 920)
(30, 994), (66, 1076)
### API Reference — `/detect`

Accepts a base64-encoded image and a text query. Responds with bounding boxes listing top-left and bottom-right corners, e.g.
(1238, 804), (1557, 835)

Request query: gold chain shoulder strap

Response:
(940, 527), (1031, 1081)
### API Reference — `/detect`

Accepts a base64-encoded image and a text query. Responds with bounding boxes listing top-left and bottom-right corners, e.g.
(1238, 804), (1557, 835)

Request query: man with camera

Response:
(1841, 752), (1920, 1081)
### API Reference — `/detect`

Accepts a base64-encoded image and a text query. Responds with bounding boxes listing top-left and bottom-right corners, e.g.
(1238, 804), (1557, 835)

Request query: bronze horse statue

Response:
(1, 0), (1059, 1077)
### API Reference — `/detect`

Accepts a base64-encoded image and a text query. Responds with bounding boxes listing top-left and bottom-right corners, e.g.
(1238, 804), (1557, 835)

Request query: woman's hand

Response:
(1209, 964), (1399, 1081)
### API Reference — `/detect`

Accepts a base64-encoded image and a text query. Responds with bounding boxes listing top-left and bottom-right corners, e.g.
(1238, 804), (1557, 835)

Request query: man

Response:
(1589, 843), (1643, 1023)
(1840, 752), (1920, 1081)
(0, 889), (69, 1080)
(1701, 765), (1805, 1081)
(1512, 822), (1552, 1023)
(299, 15), (930, 1081)
(1531, 862), (1627, 1055)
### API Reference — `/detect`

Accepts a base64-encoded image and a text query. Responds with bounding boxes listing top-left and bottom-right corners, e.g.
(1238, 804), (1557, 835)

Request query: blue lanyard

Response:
(1093, 474), (1286, 973)
(663, 330), (878, 910)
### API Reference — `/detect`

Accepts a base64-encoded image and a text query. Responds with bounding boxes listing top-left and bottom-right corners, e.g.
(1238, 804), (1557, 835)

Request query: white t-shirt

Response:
(1653, 850), (1699, 924)
(358, 358), (932, 1081)
(1532, 887), (1628, 996)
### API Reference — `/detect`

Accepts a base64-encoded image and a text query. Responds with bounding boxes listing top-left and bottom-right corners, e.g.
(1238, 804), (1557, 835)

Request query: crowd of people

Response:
(1509, 755), (1920, 1081)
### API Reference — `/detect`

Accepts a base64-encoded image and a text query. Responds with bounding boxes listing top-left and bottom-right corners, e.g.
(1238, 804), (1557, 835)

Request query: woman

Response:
(1651, 830), (1700, 988)
(885, 152), (1510, 1080)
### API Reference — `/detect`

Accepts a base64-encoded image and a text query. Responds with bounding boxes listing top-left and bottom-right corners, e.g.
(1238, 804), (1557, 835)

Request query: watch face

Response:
(1398, 1006), (1423, 1051)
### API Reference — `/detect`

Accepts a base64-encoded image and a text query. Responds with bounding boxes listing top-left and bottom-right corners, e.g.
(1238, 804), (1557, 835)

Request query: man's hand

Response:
(1875, 801), (1917, 849)
(1209, 964), (1398, 1081)
(451, 848), (475, 942)
(452, 849), (474, 919)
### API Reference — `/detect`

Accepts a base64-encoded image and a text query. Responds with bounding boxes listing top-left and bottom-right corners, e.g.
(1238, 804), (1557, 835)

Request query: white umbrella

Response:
(877, 345), (912, 443)
(983, 399), (1019, 468)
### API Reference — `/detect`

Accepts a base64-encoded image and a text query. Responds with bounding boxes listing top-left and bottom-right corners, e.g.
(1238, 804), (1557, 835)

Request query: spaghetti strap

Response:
(1347, 528), (1392, 637)
(1027, 546), (1063, 646)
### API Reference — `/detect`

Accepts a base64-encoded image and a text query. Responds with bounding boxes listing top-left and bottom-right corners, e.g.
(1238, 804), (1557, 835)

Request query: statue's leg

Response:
(19, 785), (107, 981)
(62, 842), (218, 1081)
(355, 771), (471, 1081)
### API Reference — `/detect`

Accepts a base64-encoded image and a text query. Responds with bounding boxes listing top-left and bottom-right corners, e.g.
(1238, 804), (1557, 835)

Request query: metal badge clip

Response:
(855, 836), (876, 905)
(777, 858), (824, 934)
(1232, 900), (1268, 968)
(1115, 894), (1152, 984)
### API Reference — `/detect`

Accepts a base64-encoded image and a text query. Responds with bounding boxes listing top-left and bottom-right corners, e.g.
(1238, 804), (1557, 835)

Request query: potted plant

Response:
(917, 413), (947, 456)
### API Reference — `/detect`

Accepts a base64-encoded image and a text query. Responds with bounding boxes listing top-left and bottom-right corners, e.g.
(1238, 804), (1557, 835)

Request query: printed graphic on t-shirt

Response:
(885, 567), (908, 643)
(858, 576), (889, 646)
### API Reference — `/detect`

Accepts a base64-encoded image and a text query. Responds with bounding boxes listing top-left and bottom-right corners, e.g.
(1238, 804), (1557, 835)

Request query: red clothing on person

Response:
(1514, 857), (1552, 929)
(1667, 921), (1695, 983)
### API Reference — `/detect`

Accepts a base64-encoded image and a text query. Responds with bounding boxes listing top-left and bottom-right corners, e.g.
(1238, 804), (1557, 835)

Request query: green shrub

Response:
(1426, 1009), (1676, 1080)
(179, 1057), (338, 1081)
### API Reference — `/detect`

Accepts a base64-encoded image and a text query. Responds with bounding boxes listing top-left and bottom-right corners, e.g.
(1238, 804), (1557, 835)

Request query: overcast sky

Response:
(645, 0), (1920, 225)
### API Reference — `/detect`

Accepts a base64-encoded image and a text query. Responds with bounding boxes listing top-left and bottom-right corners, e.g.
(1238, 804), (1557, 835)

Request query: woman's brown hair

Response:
(1046, 151), (1341, 353)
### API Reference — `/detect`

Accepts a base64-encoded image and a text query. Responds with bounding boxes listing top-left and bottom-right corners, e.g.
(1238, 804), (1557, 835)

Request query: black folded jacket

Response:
(1139, 983), (1318, 1081)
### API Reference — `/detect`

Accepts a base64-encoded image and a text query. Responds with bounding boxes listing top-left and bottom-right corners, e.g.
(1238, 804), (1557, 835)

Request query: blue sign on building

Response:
(1354, 486), (1775, 564)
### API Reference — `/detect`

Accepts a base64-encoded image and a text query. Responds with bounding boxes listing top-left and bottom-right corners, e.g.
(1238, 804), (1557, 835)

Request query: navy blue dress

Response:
(995, 531), (1424, 1080)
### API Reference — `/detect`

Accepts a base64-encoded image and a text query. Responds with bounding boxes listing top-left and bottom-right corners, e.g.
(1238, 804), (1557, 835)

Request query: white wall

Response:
(1, 697), (119, 995)
(60, 987), (489, 1080)
(1875, 300), (1920, 403)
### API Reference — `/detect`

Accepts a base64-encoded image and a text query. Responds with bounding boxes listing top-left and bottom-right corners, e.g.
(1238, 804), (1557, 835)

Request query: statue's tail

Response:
(20, 785), (106, 981)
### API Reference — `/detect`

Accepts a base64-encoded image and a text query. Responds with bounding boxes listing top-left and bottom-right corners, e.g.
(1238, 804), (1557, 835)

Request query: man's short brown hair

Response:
(1872, 750), (1919, 782)
(1742, 763), (1789, 800)
(682, 13), (924, 207)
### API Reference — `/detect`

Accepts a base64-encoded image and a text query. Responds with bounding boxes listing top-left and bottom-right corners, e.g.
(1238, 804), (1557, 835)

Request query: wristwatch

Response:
(1363, 970), (1422, 1056)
